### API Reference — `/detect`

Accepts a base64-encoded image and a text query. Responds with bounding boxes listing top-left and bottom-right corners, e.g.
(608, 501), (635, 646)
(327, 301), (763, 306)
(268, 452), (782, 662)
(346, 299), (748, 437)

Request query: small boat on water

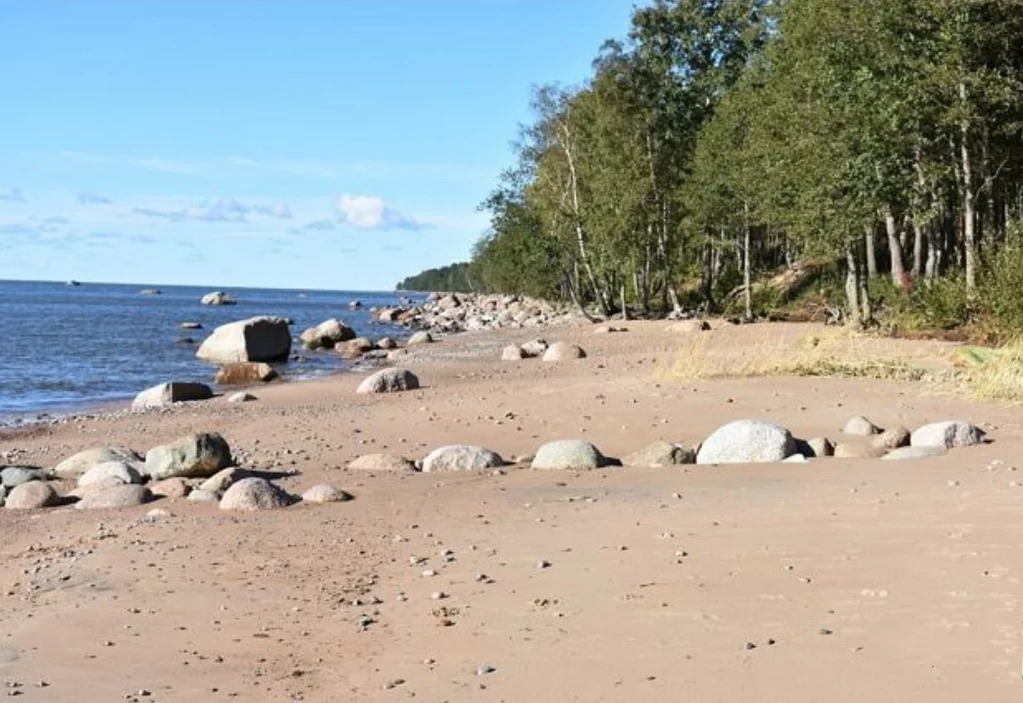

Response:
(66, 280), (81, 287)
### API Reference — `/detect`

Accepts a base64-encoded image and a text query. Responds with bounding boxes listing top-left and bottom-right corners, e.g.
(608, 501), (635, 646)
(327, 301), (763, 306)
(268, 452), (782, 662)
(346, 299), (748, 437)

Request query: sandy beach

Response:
(1, 320), (1021, 702)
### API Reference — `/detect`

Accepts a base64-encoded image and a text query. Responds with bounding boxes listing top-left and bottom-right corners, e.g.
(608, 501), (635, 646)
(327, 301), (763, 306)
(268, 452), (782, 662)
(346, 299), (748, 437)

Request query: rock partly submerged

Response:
(196, 316), (292, 364)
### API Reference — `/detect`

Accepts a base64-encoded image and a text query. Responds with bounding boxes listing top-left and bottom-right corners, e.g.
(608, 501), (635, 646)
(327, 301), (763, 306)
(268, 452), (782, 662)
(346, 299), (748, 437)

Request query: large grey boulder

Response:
(1, 466), (48, 489)
(911, 421), (985, 449)
(132, 382), (212, 409)
(356, 368), (419, 394)
(347, 454), (416, 472)
(76, 484), (153, 510)
(882, 445), (949, 461)
(199, 291), (236, 305)
(542, 342), (586, 362)
(300, 318), (356, 350)
(196, 316), (291, 363)
(219, 478), (294, 511)
(531, 440), (607, 470)
(622, 441), (695, 467)
(144, 433), (232, 480)
(696, 420), (797, 465)
(5, 482), (59, 510)
(53, 447), (143, 479)
(77, 461), (142, 488)
(422, 445), (505, 473)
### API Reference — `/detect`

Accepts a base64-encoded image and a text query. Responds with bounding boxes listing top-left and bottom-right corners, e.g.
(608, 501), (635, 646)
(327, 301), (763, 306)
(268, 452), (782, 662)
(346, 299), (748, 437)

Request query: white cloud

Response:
(0, 187), (26, 203)
(132, 198), (293, 223)
(79, 191), (112, 205)
(334, 193), (431, 231)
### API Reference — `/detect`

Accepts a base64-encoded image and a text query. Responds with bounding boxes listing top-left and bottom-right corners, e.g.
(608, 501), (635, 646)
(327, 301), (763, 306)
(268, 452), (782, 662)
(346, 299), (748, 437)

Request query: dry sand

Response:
(1, 320), (1021, 702)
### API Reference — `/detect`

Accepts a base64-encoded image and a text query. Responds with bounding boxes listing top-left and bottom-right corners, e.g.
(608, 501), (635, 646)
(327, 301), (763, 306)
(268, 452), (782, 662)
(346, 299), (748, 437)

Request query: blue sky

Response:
(0, 1), (635, 290)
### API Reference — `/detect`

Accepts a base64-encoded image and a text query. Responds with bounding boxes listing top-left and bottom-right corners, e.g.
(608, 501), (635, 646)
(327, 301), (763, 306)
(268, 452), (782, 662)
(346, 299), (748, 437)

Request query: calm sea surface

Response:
(0, 280), (420, 419)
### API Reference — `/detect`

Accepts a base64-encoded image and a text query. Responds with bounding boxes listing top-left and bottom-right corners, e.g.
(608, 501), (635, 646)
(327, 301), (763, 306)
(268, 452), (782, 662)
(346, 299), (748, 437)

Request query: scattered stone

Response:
(54, 447), (143, 479)
(911, 421), (985, 448)
(531, 440), (607, 470)
(196, 316), (292, 363)
(347, 453), (416, 472)
(77, 461), (142, 487)
(337, 337), (375, 359)
(144, 432), (233, 480)
(422, 445), (505, 473)
(227, 391), (257, 403)
(843, 415), (882, 436)
(882, 445), (948, 461)
(76, 484), (153, 510)
(219, 478), (294, 511)
(199, 467), (245, 494)
(148, 477), (191, 498)
(214, 362), (278, 385)
(407, 331), (434, 345)
(356, 368), (420, 394)
(783, 454), (808, 463)
(1, 466), (48, 489)
(536, 559), (551, 569)
(802, 437), (834, 458)
(542, 342), (586, 362)
(376, 337), (398, 350)
(621, 440), (695, 467)
(301, 484), (353, 503)
(4, 482), (59, 510)
(477, 664), (496, 676)
(696, 420), (796, 465)
(501, 344), (526, 361)
(667, 320), (710, 333)
(132, 382), (212, 409)
(833, 441), (888, 459)
(186, 489), (219, 503)
(520, 339), (549, 357)
(871, 426), (910, 451)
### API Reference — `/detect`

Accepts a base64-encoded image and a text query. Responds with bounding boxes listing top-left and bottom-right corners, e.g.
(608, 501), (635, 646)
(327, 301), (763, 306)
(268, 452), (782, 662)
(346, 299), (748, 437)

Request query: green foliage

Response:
(395, 263), (474, 293)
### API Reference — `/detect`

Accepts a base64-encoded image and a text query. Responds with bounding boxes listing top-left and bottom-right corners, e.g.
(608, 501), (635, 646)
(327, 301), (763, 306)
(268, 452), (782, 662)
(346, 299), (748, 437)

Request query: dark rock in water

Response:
(180, 322), (203, 330)
(140, 289), (162, 295)
(176, 337), (195, 344)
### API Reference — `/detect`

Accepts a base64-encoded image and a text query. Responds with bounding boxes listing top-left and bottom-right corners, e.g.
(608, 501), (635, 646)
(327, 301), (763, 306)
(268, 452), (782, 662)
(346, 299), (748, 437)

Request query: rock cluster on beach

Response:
(373, 292), (583, 335)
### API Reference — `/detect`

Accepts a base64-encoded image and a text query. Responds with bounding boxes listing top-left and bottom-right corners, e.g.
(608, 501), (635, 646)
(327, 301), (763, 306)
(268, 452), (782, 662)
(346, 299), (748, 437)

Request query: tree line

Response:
(406, 1), (1023, 332)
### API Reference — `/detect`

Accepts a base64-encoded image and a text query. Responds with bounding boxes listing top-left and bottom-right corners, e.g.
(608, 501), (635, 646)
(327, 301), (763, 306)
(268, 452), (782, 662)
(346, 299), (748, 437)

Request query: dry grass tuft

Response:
(947, 338), (1023, 402)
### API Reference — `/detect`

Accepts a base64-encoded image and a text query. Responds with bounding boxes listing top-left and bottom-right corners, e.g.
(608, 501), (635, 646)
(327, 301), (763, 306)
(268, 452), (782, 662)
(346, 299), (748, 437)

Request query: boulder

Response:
(77, 461), (142, 487)
(337, 337), (375, 359)
(5, 481), (59, 509)
(148, 477), (191, 498)
(833, 441), (888, 459)
(422, 445), (505, 473)
(302, 484), (353, 503)
(882, 445), (949, 461)
(214, 362), (278, 385)
(668, 320), (710, 333)
(199, 467), (246, 494)
(531, 440), (607, 470)
(200, 291), (237, 306)
(911, 421), (985, 449)
(227, 391), (257, 403)
(520, 339), (549, 358)
(197, 316), (292, 363)
(1, 466), (48, 489)
(76, 484), (153, 510)
(843, 415), (882, 436)
(54, 447), (143, 479)
(144, 433), (233, 480)
(407, 331), (434, 345)
(696, 420), (796, 465)
(542, 342), (587, 362)
(871, 426), (910, 451)
(219, 478), (294, 511)
(376, 337), (398, 350)
(356, 368), (420, 394)
(501, 344), (526, 361)
(187, 489), (219, 503)
(347, 454), (416, 472)
(132, 382), (213, 409)
(300, 318), (356, 350)
(802, 437), (834, 458)
(622, 441), (695, 467)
